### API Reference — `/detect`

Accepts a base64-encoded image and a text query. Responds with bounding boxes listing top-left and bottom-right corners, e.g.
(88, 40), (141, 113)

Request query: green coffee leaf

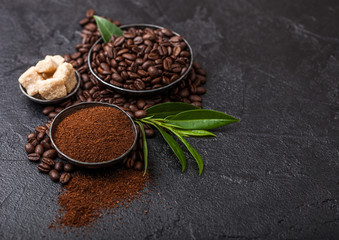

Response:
(150, 123), (187, 171)
(94, 15), (123, 43)
(146, 102), (199, 118)
(164, 109), (239, 130)
(171, 130), (204, 176)
(136, 121), (148, 175)
(175, 129), (216, 137)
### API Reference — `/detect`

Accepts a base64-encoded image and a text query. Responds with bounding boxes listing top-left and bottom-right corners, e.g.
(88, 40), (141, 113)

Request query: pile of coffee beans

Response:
(90, 26), (191, 90)
(25, 126), (74, 184)
(26, 9), (207, 184)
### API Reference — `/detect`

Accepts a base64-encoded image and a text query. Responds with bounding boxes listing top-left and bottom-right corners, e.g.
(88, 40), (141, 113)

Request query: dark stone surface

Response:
(0, 0), (338, 239)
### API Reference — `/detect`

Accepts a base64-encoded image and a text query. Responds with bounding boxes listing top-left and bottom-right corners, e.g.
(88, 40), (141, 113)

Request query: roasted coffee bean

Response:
(179, 88), (190, 97)
(35, 126), (46, 133)
(129, 104), (138, 112)
(37, 131), (45, 142)
(42, 157), (55, 167)
(191, 101), (202, 108)
(112, 73), (123, 82)
(34, 144), (44, 156)
(147, 66), (159, 77)
(79, 17), (89, 25)
(126, 158), (135, 168)
(48, 112), (57, 119)
(38, 162), (51, 173)
(43, 149), (57, 159)
(134, 79), (145, 90)
(54, 161), (64, 172)
(173, 46), (181, 57)
(189, 95), (202, 102)
(60, 173), (71, 185)
(84, 23), (96, 32)
(134, 110), (147, 119)
(86, 9), (94, 18)
(196, 86), (206, 95)
(134, 161), (144, 171)
(64, 54), (71, 62)
(114, 36), (125, 46)
(27, 132), (37, 141)
(49, 170), (60, 182)
(25, 143), (35, 154)
(136, 99), (146, 109)
(28, 138), (39, 147)
(28, 153), (40, 162)
(54, 107), (64, 113)
(64, 163), (75, 172)
(42, 106), (54, 115)
(145, 128), (155, 138)
(161, 28), (173, 37)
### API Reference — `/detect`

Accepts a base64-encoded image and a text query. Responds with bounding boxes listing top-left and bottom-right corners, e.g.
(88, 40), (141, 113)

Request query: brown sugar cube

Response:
(18, 66), (44, 96)
(46, 55), (65, 66)
(53, 62), (77, 93)
(36, 57), (58, 73)
(38, 77), (67, 100)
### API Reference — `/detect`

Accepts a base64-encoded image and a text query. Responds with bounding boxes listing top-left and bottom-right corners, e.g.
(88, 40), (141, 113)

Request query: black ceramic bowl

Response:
(88, 24), (194, 96)
(49, 102), (138, 168)
(19, 70), (81, 105)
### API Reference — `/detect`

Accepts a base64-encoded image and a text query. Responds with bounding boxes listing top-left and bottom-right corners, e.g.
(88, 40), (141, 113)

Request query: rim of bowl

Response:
(19, 69), (81, 105)
(49, 102), (138, 168)
(88, 23), (194, 95)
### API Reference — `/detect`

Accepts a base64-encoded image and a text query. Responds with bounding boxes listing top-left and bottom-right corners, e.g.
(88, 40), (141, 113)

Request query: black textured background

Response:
(0, 0), (338, 239)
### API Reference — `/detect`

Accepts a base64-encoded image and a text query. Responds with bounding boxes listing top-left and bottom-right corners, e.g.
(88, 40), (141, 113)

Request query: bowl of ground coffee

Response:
(88, 24), (193, 95)
(49, 102), (138, 168)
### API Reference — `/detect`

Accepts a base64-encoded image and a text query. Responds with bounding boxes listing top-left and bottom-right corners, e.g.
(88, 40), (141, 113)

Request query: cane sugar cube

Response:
(18, 66), (44, 96)
(38, 78), (67, 100)
(46, 55), (65, 66)
(36, 57), (58, 73)
(53, 62), (77, 93)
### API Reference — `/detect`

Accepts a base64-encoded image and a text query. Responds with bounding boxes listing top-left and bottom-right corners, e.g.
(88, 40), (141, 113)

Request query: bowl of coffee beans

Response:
(49, 102), (138, 168)
(88, 24), (193, 95)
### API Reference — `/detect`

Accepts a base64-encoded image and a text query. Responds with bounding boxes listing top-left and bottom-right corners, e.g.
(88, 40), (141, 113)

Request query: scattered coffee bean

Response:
(64, 163), (75, 172)
(35, 126), (47, 133)
(28, 138), (39, 147)
(134, 161), (144, 171)
(37, 131), (45, 142)
(28, 153), (40, 162)
(34, 144), (44, 156)
(42, 157), (55, 167)
(60, 172), (71, 185)
(43, 149), (57, 159)
(41, 140), (51, 150)
(145, 128), (155, 138)
(38, 162), (51, 173)
(134, 110), (147, 119)
(25, 143), (35, 154)
(27, 132), (37, 141)
(49, 170), (60, 182)
(54, 161), (64, 172)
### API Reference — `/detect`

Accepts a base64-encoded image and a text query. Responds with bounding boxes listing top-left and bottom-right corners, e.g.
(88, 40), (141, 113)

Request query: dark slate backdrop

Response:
(0, 0), (338, 239)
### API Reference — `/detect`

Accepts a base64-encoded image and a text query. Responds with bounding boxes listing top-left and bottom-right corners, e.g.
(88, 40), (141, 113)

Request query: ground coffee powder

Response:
(51, 168), (149, 228)
(53, 106), (135, 163)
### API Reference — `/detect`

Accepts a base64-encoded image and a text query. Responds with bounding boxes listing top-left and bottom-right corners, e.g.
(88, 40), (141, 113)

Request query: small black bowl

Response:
(88, 24), (194, 96)
(49, 102), (138, 169)
(19, 70), (81, 105)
